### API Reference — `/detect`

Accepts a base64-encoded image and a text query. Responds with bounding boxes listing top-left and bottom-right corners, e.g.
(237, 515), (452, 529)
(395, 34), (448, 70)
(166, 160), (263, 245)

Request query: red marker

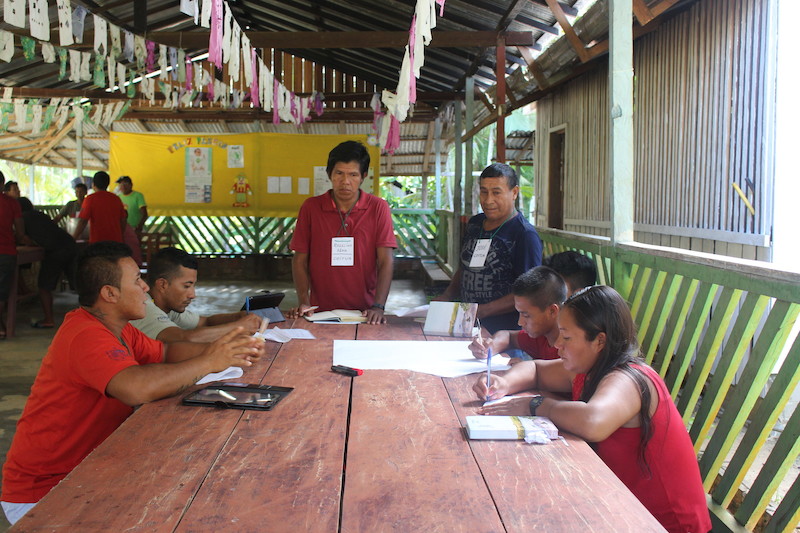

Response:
(331, 365), (363, 377)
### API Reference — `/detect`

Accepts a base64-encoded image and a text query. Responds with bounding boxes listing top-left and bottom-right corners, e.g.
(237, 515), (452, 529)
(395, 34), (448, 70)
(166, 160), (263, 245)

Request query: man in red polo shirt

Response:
(71, 171), (127, 243)
(288, 141), (397, 324)
(0, 171), (27, 339)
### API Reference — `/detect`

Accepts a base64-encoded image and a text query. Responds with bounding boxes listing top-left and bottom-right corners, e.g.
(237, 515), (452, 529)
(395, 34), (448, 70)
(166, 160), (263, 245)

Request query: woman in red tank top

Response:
(476, 285), (711, 533)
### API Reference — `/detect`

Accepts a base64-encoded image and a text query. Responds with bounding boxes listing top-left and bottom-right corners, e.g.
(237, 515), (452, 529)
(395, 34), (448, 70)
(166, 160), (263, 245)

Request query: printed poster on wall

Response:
(185, 146), (212, 203)
(227, 144), (244, 168)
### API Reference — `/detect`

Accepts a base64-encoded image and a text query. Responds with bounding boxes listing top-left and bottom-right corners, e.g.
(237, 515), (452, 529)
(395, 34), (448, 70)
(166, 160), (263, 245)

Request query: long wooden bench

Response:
(540, 227), (800, 533)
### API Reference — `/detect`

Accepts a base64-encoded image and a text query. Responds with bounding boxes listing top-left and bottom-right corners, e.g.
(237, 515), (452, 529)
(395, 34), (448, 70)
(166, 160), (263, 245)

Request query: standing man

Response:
(437, 163), (542, 334)
(288, 141), (397, 325)
(116, 176), (148, 236)
(72, 171), (127, 243)
(0, 241), (263, 525)
(52, 180), (88, 225)
(116, 175), (147, 265)
(0, 171), (26, 340)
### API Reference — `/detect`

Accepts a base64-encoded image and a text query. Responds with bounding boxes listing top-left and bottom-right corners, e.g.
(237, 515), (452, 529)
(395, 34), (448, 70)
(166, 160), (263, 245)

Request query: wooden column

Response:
(609, 0), (634, 290)
(76, 119), (84, 178)
(495, 36), (506, 163)
(465, 77), (475, 215)
(434, 117), (442, 209)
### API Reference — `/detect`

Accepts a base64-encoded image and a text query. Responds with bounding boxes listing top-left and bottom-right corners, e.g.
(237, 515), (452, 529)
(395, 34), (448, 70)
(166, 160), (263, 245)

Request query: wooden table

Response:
(10, 318), (665, 532)
(5, 246), (44, 338)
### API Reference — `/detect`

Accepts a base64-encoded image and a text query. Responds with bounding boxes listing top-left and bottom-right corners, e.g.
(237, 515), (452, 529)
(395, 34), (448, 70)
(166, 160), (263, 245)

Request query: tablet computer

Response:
(182, 383), (293, 411)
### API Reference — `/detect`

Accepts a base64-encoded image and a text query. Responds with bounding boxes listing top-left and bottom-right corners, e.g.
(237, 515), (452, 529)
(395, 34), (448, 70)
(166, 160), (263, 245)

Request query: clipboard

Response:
(182, 383), (293, 411)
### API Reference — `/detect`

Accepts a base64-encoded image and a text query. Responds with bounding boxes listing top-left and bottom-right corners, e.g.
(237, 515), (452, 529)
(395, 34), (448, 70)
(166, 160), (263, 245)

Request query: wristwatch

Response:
(371, 303), (385, 311)
(529, 395), (544, 416)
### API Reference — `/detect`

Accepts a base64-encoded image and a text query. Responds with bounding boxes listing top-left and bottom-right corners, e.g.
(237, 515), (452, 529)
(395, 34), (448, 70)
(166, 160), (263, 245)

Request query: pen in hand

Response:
(486, 347), (492, 397)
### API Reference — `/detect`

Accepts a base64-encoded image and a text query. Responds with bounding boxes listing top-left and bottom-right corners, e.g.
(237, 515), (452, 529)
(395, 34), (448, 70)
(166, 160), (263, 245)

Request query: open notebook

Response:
(305, 309), (367, 323)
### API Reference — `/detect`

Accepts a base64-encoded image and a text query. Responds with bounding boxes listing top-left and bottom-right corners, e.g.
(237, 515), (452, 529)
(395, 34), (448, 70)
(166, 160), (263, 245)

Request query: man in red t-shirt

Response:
(0, 171), (27, 339)
(288, 141), (397, 325)
(470, 266), (566, 361)
(71, 171), (127, 243)
(0, 242), (265, 526)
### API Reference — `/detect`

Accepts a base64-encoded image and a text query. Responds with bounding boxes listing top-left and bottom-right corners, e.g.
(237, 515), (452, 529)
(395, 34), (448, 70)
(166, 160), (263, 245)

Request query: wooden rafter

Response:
(633, 0), (681, 26)
(517, 46), (550, 89)
(32, 118), (76, 163)
(151, 31), (536, 49)
(544, 0), (590, 62)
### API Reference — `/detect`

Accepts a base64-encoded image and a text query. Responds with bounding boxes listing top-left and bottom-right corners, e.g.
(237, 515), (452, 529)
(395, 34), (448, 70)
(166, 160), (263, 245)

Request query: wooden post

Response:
(609, 0), (634, 286)
(421, 174), (429, 209)
(435, 117), (442, 209)
(76, 119), (84, 178)
(453, 101), (463, 267)
(465, 77), (474, 215)
(496, 36), (506, 163)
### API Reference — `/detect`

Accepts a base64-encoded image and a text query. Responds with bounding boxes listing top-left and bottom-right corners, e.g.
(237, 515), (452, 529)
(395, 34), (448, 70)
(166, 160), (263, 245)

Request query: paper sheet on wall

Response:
(280, 176), (292, 193)
(185, 146), (212, 203)
(313, 166), (329, 196)
(4, 0), (26, 28)
(298, 177), (310, 195)
(29, 0), (50, 41)
(332, 340), (510, 378)
(227, 144), (244, 168)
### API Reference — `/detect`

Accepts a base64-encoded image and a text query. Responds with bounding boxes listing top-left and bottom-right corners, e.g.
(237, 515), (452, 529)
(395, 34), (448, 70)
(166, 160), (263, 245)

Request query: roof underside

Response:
(0, 0), (691, 176)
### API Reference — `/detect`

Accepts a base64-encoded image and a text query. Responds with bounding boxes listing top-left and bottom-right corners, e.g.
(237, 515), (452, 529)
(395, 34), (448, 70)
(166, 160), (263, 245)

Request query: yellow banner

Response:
(108, 132), (381, 217)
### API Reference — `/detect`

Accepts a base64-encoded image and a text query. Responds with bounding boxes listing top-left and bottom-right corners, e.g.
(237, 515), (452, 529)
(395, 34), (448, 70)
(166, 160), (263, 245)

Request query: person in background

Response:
(474, 285), (711, 533)
(287, 141), (397, 325)
(542, 250), (598, 295)
(2, 181), (20, 199)
(0, 241), (264, 526)
(52, 181), (88, 225)
(131, 247), (261, 342)
(17, 197), (78, 329)
(71, 171), (126, 244)
(115, 176), (147, 266)
(0, 172), (26, 340)
(436, 163), (542, 334)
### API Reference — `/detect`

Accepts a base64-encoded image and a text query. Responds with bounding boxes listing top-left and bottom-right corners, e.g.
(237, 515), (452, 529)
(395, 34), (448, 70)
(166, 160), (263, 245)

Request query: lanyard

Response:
(332, 191), (359, 236)
(480, 211), (516, 240)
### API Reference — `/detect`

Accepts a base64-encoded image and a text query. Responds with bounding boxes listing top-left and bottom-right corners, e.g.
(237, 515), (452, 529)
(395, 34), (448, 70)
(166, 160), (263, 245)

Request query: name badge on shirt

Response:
(469, 239), (491, 268)
(331, 237), (354, 266)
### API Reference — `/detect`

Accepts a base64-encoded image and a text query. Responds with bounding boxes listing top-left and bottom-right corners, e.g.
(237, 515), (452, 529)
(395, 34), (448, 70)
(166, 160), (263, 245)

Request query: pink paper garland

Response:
(208, 0), (223, 69)
(408, 14), (417, 104)
(145, 41), (156, 73)
(272, 77), (280, 124)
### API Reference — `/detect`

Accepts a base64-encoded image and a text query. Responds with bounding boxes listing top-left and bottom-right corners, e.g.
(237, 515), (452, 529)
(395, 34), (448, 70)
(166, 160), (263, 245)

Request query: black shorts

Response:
(0, 254), (15, 301)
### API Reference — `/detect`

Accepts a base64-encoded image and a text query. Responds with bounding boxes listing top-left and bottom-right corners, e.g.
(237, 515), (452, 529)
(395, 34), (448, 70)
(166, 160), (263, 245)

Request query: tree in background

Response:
(0, 160), (78, 206)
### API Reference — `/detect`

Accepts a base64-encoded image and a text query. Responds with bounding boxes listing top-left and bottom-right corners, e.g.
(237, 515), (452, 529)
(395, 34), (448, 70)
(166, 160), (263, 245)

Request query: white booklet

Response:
(465, 415), (559, 443)
(423, 301), (478, 337)
(305, 309), (367, 323)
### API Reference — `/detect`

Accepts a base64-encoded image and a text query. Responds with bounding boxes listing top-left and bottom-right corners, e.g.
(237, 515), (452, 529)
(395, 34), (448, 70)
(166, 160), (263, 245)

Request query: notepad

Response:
(465, 415), (559, 441)
(305, 309), (367, 323)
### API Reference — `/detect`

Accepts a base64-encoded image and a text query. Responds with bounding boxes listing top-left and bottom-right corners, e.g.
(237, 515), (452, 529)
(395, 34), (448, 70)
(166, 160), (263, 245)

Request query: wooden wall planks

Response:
(535, 0), (773, 261)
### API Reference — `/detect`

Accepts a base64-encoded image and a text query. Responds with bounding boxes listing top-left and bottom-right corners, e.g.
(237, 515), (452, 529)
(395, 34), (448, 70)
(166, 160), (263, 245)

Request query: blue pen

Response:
(486, 347), (492, 394)
(245, 297), (250, 313)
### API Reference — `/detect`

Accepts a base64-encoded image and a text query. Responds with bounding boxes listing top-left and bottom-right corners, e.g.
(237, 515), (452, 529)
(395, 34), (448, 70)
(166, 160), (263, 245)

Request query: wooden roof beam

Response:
(517, 46), (550, 89)
(633, 0), (681, 26)
(544, 0), (590, 62)
(150, 31), (536, 49)
(32, 118), (76, 163)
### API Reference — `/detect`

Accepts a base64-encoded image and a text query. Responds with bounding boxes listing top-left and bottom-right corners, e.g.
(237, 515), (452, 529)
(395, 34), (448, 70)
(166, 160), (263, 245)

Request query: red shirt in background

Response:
(79, 190), (126, 243)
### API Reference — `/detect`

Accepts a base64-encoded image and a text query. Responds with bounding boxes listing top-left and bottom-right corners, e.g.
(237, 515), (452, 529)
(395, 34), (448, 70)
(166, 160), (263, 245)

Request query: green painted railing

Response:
(42, 208), (440, 258)
(540, 227), (800, 533)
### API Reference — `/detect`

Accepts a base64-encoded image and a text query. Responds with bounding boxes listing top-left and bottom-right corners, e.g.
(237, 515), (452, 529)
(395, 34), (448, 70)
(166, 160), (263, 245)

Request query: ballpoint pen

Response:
(486, 347), (492, 394)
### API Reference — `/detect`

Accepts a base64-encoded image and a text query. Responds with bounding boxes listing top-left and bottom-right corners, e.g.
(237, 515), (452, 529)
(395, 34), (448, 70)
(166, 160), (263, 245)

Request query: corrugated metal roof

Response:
(0, 0), (691, 175)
